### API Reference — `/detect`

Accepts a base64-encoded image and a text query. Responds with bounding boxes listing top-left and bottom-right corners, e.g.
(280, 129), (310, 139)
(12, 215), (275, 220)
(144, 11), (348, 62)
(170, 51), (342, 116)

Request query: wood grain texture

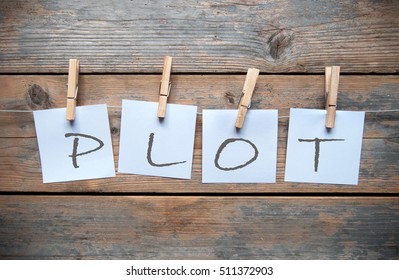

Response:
(0, 75), (398, 193)
(0, 0), (398, 73)
(1, 0), (398, 262)
(0, 196), (397, 259)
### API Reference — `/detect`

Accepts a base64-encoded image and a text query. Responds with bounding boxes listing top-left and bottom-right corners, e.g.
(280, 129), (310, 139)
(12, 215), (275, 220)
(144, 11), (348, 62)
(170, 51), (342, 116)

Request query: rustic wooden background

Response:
(0, 0), (398, 259)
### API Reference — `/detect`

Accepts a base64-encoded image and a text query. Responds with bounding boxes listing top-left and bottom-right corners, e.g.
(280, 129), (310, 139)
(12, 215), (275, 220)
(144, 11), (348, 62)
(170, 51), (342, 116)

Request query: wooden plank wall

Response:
(0, 0), (398, 259)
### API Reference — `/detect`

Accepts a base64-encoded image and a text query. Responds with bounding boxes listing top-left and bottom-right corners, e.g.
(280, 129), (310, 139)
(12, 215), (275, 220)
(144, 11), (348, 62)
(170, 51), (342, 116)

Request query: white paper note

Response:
(202, 110), (278, 183)
(33, 104), (115, 183)
(285, 108), (365, 185)
(118, 100), (197, 179)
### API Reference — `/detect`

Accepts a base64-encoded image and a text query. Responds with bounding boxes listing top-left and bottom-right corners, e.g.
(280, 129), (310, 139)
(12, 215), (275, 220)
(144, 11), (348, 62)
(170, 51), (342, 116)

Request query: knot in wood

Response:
(26, 84), (52, 109)
(224, 91), (236, 105)
(268, 29), (294, 60)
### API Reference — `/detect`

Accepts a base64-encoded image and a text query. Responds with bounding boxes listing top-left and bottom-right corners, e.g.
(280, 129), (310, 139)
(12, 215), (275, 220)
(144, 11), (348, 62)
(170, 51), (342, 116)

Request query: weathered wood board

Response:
(0, 196), (397, 259)
(0, 75), (398, 193)
(0, 0), (398, 260)
(0, 0), (398, 73)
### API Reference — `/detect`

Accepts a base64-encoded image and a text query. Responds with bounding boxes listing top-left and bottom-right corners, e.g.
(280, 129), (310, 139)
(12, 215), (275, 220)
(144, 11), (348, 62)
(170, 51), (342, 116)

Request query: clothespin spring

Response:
(159, 81), (171, 98)
(238, 92), (251, 110)
(66, 85), (79, 100)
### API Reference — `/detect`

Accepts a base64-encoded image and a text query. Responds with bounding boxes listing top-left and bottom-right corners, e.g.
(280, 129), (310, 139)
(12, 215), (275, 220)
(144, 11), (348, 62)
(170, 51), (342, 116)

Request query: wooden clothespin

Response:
(235, 68), (260, 129)
(66, 59), (80, 120)
(325, 66), (340, 128)
(157, 56), (172, 118)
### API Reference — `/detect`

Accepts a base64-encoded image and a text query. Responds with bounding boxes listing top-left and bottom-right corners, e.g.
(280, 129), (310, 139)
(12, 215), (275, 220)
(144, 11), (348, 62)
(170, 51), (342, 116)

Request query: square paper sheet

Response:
(285, 108), (365, 185)
(118, 100), (197, 179)
(33, 104), (115, 183)
(202, 110), (278, 183)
